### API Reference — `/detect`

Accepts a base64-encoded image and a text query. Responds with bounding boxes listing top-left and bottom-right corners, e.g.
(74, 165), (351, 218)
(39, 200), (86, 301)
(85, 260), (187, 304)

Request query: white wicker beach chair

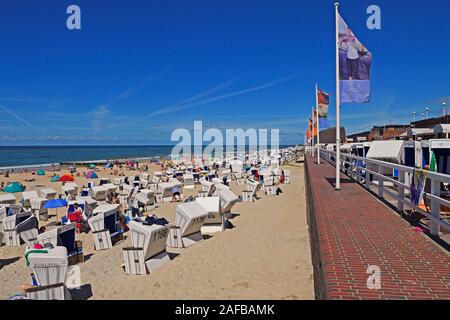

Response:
(38, 188), (57, 200)
(283, 169), (291, 184)
(2, 211), (33, 246)
(196, 197), (224, 234)
(123, 221), (170, 275)
(183, 174), (195, 189)
(37, 224), (80, 262)
(102, 183), (118, 194)
(16, 215), (39, 247)
(78, 196), (97, 218)
(0, 194), (16, 205)
(199, 179), (215, 197)
(21, 191), (39, 207)
(26, 246), (71, 300)
(89, 186), (108, 202)
(88, 204), (123, 250)
(30, 197), (49, 220)
(219, 189), (240, 219)
(167, 202), (208, 248)
(242, 179), (261, 202)
(158, 180), (182, 203)
(62, 183), (78, 196)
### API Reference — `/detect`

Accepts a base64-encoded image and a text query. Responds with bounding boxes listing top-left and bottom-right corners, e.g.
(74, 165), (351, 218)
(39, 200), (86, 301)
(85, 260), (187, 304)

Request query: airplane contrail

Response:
(131, 73), (302, 125)
(114, 77), (238, 129)
(0, 104), (36, 129)
(161, 73), (303, 114)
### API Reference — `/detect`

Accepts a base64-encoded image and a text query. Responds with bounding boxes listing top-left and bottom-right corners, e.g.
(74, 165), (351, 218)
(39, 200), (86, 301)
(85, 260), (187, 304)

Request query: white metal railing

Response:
(319, 149), (450, 237)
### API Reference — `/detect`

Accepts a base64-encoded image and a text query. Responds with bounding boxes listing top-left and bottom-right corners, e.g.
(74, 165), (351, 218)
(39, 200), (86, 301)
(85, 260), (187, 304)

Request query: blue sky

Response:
(0, 0), (448, 145)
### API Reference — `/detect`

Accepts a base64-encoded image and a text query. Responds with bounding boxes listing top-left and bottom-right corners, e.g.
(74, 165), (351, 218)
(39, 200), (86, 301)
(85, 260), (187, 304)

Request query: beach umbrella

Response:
(59, 174), (75, 182)
(105, 163), (113, 168)
(2, 182), (25, 193)
(36, 170), (45, 176)
(86, 171), (98, 179)
(50, 175), (60, 182)
(89, 164), (96, 169)
(44, 199), (68, 221)
(44, 199), (68, 209)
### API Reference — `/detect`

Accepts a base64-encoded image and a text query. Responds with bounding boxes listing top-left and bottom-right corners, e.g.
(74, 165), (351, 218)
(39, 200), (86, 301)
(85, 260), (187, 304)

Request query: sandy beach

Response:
(0, 161), (314, 300)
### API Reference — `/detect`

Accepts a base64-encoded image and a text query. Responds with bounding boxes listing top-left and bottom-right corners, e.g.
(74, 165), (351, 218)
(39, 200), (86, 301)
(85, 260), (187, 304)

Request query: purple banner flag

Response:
(338, 13), (372, 104)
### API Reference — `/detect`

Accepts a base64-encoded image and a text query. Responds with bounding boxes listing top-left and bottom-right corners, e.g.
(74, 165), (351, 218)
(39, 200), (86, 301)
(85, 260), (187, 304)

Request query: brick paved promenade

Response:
(305, 155), (450, 300)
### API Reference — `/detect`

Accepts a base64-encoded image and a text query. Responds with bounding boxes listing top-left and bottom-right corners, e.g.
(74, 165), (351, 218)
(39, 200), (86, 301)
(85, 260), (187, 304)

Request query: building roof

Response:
(407, 128), (434, 137)
(434, 124), (450, 134)
(411, 115), (450, 129)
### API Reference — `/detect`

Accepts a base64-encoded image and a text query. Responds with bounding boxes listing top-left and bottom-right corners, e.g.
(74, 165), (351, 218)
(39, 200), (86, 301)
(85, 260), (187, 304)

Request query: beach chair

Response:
(242, 179), (261, 202)
(0, 205), (6, 245)
(70, 196), (97, 218)
(139, 173), (150, 181)
(270, 159), (279, 170)
(152, 171), (163, 184)
(0, 194), (16, 205)
(121, 184), (134, 197)
(21, 191), (40, 208)
(283, 170), (291, 184)
(99, 178), (110, 186)
(135, 189), (155, 208)
(192, 172), (201, 184)
(16, 215), (39, 247)
(158, 180), (182, 203)
(235, 172), (245, 185)
(212, 182), (230, 197)
(199, 179), (215, 197)
(221, 169), (231, 179)
(167, 202), (208, 248)
(219, 189), (240, 219)
(38, 188), (57, 200)
(37, 224), (82, 264)
(230, 160), (244, 174)
(123, 221), (170, 275)
(196, 197), (225, 234)
(113, 177), (125, 186)
(140, 178), (149, 188)
(62, 183), (78, 196)
(262, 175), (276, 195)
(25, 246), (71, 300)
(89, 186), (108, 202)
(183, 174), (195, 189)
(88, 204), (123, 250)
(102, 183), (118, 194)
(30, 197), (49, 221)
(2, 211), (33, 246)
(0, 205), (6, 219)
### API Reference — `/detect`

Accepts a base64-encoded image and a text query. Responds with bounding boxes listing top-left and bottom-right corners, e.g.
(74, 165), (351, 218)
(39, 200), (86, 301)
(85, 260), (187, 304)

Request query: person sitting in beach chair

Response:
(67, 203), (87, 233)
(172, 185), (181, 202)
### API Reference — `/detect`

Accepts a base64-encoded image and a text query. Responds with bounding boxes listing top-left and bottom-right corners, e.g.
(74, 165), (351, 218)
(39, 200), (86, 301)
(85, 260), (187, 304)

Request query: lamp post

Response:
(425, 108), (429, 119)
(412, 111), (416, 122)
(421, 113), (425, 120)
(443, 102), (447, 117)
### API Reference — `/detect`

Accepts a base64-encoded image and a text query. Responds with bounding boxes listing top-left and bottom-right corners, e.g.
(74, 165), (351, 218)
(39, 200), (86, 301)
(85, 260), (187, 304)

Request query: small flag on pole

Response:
(317, 88), (330, 118)
(430, 151), (437, 172)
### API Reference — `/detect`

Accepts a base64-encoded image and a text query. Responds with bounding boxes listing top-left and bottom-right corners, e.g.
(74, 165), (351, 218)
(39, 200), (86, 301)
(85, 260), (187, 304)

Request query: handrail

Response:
(319, 149), (450, 236)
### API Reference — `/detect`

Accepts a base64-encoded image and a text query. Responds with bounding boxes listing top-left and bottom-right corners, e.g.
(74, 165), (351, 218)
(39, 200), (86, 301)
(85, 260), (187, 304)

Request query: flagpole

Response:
(335, 2), (341, 190)
(316, 84), (321, 165)
(311, 108), (314, 156)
